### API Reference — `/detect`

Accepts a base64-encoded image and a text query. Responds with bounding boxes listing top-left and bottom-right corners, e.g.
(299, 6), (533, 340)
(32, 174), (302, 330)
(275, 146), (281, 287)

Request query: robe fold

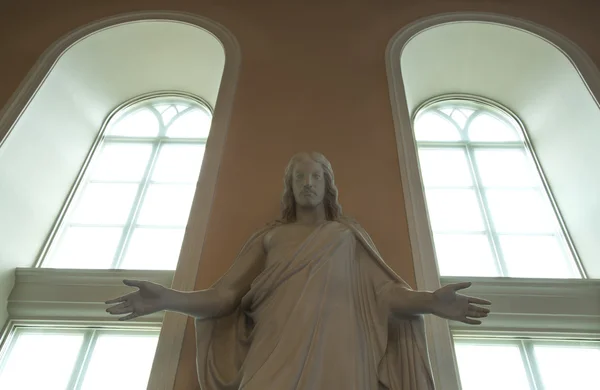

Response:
(195, 219), (435, 389)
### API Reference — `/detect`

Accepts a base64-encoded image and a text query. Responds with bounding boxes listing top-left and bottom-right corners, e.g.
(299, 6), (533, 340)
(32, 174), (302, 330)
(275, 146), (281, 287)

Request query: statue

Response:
(106, 152), (490, 389)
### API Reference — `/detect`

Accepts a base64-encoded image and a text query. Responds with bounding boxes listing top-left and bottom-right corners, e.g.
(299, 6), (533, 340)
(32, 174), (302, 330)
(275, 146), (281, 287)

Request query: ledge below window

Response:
(7, 268), (174, 326)
(442, 276), (600, 337)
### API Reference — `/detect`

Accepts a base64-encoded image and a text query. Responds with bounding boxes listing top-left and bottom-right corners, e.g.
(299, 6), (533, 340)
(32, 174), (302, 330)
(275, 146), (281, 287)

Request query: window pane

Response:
(160, 105), (178, 125)
(454, 343), (531, 390)
(414, 111), (462, 141)
(468, 113), (520, 142)
(89, 143), (153, 182)
(136, 184), (196, 226)
(418, 148), (473, 187)
(486, 189), (556, 234)
(152, 144), (205, 183)
(450, 108), (473, 128)
(474, 149), (537, 187)
(499, 235), (578, 278)
(80, 333), (159, 390)
(70, 183), (139, 225)
(166, 109), (212, 138)
(434, 234), (499, 277)
(425, 189), (485, 231)
(120, 228), (186, 270)
(0, 331), (84, 389)
(46, 226), (123, 269)
(107, 108), (159, 137)
(534, 344), (600, 390)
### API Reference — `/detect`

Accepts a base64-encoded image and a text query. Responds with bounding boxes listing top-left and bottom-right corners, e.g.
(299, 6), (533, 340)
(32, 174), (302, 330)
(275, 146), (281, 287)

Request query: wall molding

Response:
(385, 11), (600, 390)
(0, 11), (241, 390)
(7, 268), (173, 324)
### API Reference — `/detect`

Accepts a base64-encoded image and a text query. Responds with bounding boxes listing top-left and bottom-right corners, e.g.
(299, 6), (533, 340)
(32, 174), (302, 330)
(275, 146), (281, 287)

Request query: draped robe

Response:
(195, 219), (435, 389)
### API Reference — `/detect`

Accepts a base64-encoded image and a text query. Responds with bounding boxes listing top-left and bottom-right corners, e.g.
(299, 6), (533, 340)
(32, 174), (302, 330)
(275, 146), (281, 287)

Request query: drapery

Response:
(195, 219), (435, 389)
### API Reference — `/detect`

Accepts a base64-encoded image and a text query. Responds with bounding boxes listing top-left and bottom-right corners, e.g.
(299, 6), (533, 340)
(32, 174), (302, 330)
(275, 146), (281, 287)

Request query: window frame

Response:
(0, 323), (161, 389)
(1, 92), (210, 386)
(414, 95), (586, 279)
(386, 13), (600, 389)
(35, 92), (213, 270)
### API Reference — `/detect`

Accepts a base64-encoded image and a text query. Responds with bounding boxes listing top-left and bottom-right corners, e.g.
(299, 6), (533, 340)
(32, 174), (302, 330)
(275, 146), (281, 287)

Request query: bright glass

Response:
(79, 333), (159, 390)
(468, 113), (520, 142)
(425, 189), (485, 232)
(42, 96), (211, 269)
(107, 108), (159, 137)
(48, 226), (123, 269)
(534, 344), (600, 390)
(499, 235), (577, 278)
(136, 184), (196, 226)
(415, 99), (579, 278)
(414, 111), (461, 141)
(485, 189), (556, 234)
(474, 149), (536, 187)
(167, 109), (212, 138)
(0, 331), (84, 389)
(418, 149), (472, 187)
(433, 234), (498, 276)
(152, 144), (205, 183)
(70, 183), (139, 225)
(454, 343), (531, 390)
(89, 143), (153, 182)
(120, 228), (186, 270)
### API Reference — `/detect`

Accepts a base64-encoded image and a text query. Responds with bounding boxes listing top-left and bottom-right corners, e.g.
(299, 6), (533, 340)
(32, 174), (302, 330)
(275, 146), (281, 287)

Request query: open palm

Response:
(105, 279), (168, 321)
(432, 282), (491, 325)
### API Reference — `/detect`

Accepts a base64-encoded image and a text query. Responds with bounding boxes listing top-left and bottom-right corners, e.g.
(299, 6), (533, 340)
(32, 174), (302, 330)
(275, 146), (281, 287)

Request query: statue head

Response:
(280, 152), (343, 223)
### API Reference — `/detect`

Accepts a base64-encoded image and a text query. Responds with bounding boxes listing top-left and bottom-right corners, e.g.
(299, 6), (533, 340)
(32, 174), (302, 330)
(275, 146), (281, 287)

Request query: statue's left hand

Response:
(431, 282), (491, 325)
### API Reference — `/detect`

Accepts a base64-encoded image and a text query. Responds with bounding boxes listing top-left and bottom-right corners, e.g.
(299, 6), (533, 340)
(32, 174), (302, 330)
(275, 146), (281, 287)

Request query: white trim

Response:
(385, 12), (600, 390)
(443, 276), (600, 337)
(7, 268), (173, 324)
(0, 11), (241, 390)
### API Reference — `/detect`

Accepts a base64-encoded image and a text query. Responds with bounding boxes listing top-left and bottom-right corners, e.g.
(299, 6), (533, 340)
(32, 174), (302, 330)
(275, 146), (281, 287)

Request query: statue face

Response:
(292, 157), (326, 209)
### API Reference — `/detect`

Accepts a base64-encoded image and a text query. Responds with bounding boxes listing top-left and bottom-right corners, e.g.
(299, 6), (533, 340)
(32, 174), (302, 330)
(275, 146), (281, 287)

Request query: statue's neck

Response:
(295, 204), (327, 225)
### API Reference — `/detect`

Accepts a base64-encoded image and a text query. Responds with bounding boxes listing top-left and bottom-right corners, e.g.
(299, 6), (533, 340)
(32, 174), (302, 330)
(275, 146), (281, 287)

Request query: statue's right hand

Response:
(105, 279), (170, 321)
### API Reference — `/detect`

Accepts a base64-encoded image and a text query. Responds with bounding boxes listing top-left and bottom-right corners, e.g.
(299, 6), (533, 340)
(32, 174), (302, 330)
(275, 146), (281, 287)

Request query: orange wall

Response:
(1, 1), (599, 388)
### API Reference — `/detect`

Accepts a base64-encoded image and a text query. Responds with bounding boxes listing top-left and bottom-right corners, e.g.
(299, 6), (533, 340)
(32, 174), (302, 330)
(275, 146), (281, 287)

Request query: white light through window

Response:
(42, 96), (212, 270)
(0, 328), (159, 390)
(413, 98), (582, 278)
(455, 338), (600, 390)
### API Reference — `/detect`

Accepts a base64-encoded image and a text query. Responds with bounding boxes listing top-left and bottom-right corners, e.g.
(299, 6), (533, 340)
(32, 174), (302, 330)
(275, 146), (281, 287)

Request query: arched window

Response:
(0, 12), (240, 389)
(41, 94), (212, 270)
(414, 96), (582, 278)
(386, 14), (600, 390)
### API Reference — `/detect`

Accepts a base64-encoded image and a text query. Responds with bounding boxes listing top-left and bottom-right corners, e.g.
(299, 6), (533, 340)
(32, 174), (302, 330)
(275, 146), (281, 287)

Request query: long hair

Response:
(280, 152), (343, 223)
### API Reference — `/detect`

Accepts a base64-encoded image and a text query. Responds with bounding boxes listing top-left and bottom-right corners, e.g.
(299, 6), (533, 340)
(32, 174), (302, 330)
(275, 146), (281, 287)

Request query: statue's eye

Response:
(313, 174), (321, 179)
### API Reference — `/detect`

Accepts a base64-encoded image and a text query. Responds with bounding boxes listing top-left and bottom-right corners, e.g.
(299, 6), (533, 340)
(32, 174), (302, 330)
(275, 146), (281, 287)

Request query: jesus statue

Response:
(106, 152), (490, 390)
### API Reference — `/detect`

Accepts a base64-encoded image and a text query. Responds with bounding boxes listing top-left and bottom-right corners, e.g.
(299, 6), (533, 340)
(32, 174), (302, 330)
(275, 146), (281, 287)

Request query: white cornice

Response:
(7, 268), (174, 324)
(442, 276), (600, 337)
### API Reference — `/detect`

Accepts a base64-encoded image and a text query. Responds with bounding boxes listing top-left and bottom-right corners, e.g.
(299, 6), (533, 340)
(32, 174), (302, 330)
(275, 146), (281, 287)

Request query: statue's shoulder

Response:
(337, 215), (362, 230)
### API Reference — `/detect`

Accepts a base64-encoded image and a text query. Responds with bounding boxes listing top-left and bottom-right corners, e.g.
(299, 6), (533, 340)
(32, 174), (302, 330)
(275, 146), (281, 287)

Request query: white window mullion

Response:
(67, 329), (97, 390)
(464, 144), (508, 276)
(518, 340), (541, 390)
(110, 140), (162, 269)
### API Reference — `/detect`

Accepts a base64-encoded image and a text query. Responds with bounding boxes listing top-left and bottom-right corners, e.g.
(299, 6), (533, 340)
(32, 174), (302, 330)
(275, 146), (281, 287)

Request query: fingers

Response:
(106, 302), (132, 315)
(449, 282), (472, 291)
(104, 291), (136, 305)
(462, 318), (482, 325)
(119, 312), (140, 321)
(468, 304), (490, 314)
(123, 279), (145, 288)
(467, 296), (491, 305)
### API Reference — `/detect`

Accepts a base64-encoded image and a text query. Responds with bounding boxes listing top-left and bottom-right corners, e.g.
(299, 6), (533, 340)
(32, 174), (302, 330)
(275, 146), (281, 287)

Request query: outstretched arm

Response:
(105, 233), (267, 321)
(386, 282), (491, 325)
